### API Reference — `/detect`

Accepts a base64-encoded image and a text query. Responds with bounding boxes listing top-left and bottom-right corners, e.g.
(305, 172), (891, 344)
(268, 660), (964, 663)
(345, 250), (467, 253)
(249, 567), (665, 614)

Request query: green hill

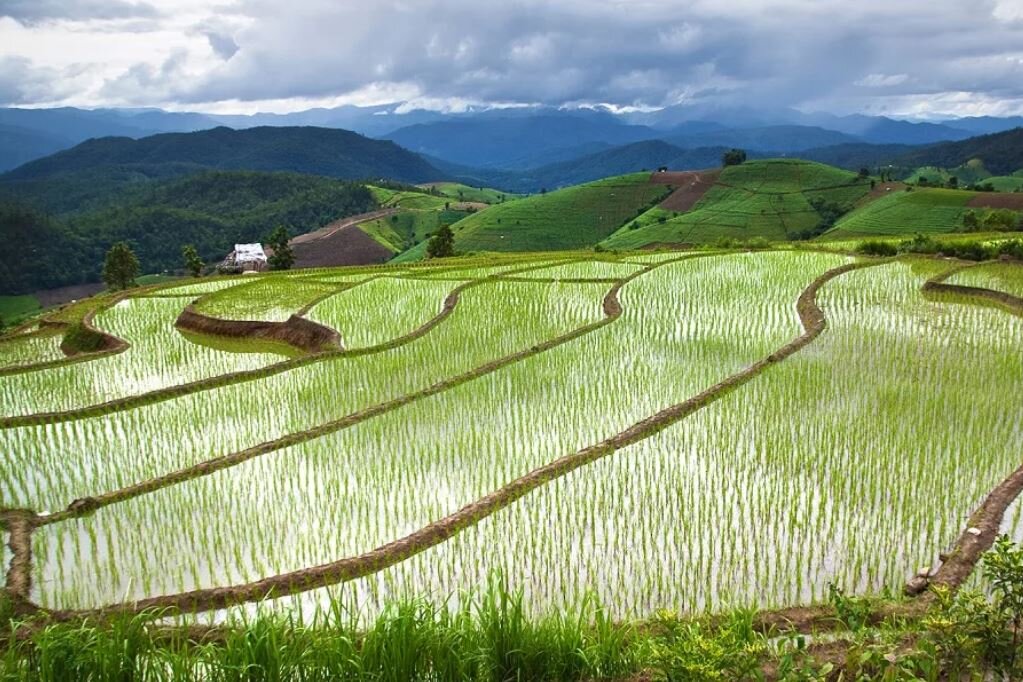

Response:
(437, 173), (670, 253)
(602, 159), (869, 249)
(893, 127), (1023, 175)
(3, 126), (444, 183)
(824, 187), (978, 239)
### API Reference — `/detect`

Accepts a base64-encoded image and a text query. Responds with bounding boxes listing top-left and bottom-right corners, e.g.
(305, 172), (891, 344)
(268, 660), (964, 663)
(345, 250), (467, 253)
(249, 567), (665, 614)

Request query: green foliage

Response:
(61, 322), (110, 354)
(266, 225), (294, 271)
(101, 241), (139, 290)
(646, 609), (765, 680)
(722, 148), (747, 166)
(827, 582), (873, 631)
(985, 535), (1023, 672)
(963, 208), (1021, 232)
(426, 223), (456, 258)
(181, 244), (203, 278)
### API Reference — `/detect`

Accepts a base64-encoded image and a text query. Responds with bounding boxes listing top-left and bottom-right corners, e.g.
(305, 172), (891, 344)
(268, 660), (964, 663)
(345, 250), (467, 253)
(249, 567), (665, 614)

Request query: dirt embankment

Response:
(921, 261), (1023, 316)
(175, 307), (341, 354)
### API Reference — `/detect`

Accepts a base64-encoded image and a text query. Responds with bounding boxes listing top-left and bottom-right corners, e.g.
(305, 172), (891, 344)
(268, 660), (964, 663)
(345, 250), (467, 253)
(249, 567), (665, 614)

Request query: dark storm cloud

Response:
(2, 0), (1023, 115)
(0, 0), (160, 25)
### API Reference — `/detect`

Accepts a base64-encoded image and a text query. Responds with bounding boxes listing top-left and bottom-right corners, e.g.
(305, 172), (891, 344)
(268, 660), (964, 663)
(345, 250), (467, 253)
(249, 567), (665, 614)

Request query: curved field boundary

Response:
(0, 302), (129, 378)
(921, 261), (1023, 316)
(38, 257), (877, 619)
(32, 255), (702, 525)
(0, 262), (586, 429)
(0, 328), (63, 372)
(1, 509), (35, 612)
(175, 307), (342, 354)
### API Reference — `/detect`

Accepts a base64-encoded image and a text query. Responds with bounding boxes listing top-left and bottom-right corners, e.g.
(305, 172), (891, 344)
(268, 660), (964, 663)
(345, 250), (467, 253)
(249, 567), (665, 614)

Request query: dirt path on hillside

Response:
(290, 209), (399, 245)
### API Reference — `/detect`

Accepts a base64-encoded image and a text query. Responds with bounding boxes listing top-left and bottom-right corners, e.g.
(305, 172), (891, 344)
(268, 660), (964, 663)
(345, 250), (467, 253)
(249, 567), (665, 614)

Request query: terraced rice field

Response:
(2, 250), (1022, 628)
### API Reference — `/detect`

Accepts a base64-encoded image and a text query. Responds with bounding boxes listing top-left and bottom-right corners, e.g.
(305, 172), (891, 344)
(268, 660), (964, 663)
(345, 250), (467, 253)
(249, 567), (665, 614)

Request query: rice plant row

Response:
(946, 261), (1023, 299)
(0, 331), (65, 370)
(0, 297), (284, 416)
(306, 278), (461, 349)
(28, 252), (847, 610)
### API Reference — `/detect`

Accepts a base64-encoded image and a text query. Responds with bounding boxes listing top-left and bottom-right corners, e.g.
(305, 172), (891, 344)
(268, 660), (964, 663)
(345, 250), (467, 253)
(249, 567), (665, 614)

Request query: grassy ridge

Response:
(420, 182), (519, 204)
(603, 160), (868, 249)
(443, 173), (670, 253)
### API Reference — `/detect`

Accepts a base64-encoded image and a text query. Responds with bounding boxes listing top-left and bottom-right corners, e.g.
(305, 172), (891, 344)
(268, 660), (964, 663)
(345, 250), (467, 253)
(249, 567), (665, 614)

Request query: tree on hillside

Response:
(426, 223), (455, 259)
(722, 149), (747, 167)
(858, 167), (870, 179)
(266, 226), (295, 271)
(102, 242), (140, 291)
(181, 244), (203, 278)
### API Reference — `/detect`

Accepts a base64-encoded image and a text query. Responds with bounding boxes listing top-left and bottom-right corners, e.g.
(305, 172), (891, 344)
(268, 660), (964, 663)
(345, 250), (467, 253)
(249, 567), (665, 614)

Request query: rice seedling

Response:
(148, 278), (246, 297)
(511, 260), (645, 280)
(947, 261), (1023, 298)
(0, 331), (65, 369)
(7, 247), (1022, 648)
(305, 277), (460, 348)
(193, 277), (343, 322)
(0, 297), (283, 416)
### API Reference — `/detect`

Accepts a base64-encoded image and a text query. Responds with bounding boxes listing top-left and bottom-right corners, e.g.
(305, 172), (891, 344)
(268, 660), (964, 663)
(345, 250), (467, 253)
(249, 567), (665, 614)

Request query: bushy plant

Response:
(856, 240), (898, 256)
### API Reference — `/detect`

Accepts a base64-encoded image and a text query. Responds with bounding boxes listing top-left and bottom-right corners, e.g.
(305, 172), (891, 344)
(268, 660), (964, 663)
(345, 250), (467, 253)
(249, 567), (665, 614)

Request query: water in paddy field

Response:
(11, 255), (1023, 624)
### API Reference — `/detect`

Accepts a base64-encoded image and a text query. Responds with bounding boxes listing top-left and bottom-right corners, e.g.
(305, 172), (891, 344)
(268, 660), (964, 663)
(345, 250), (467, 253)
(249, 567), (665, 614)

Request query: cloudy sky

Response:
(1, 0), (1022, 118)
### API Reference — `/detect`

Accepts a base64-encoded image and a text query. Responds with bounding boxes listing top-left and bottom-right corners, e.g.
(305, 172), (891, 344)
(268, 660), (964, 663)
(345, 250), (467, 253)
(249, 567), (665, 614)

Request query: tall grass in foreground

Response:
(1, 578), (648, 681)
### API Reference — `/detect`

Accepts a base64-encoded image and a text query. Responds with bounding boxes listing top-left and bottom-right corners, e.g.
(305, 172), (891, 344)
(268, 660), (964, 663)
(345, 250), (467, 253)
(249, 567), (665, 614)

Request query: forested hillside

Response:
(3, 126), (444, 184)
(0, 171), (376, 294)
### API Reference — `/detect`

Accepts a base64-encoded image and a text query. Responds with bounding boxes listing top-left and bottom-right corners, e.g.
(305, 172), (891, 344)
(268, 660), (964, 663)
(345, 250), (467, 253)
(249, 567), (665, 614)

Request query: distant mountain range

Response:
(3, 102), (1019, 174)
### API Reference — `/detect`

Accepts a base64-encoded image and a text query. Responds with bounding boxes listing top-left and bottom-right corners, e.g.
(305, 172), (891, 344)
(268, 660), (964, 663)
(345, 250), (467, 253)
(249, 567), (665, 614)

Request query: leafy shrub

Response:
(856, 240), (898, 256)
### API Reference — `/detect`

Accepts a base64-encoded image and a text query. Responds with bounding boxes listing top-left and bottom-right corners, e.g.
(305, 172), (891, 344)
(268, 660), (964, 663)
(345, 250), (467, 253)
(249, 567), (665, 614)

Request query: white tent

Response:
(234, 243), (267, 264)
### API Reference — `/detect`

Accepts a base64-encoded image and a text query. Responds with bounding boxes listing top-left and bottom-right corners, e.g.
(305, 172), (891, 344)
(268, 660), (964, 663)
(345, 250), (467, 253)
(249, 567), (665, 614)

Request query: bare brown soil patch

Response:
(967, 193), (1023, 210)
(290, 209), (397, 245)
(292, 225), (394, 269)
(650, 170), (721, 213)
(30, 282), (105, 309)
